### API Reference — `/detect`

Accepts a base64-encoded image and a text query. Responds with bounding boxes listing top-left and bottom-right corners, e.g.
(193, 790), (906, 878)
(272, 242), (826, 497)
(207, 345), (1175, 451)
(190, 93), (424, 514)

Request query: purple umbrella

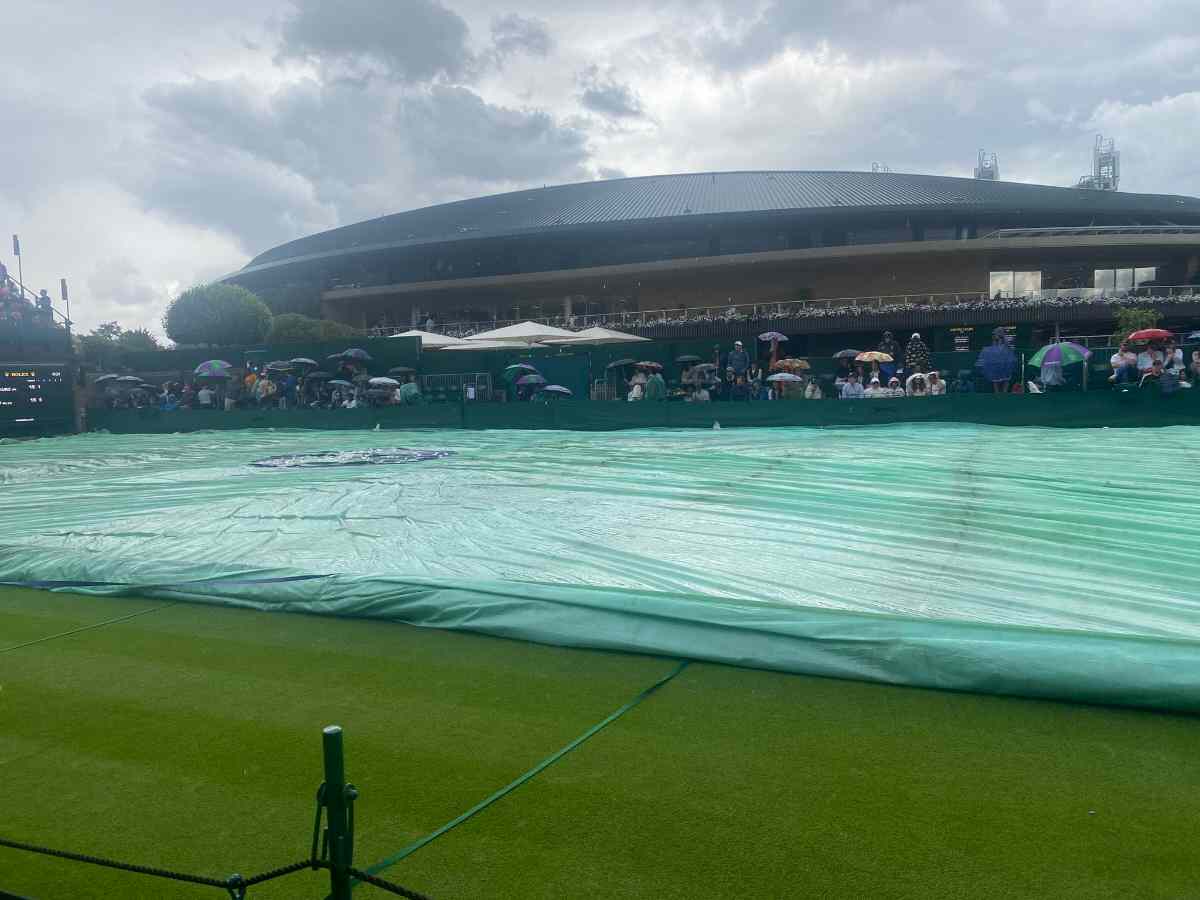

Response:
(194, 359), (233, 378)
(516, 374), (547, 386)
(1028, 342), (1091, 367)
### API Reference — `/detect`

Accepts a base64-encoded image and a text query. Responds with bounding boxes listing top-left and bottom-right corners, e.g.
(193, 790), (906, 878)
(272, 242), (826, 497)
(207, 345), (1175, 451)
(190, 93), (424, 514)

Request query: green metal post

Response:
(323, 725), (352, 900)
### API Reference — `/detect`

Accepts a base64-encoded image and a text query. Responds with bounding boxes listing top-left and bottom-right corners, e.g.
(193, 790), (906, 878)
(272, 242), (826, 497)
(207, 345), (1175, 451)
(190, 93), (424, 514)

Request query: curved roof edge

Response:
(232, 169), (1200, 279)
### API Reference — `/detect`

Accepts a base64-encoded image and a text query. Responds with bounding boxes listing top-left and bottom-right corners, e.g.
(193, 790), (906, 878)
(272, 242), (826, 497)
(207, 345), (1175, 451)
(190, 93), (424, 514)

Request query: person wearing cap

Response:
(804, 376), (823, 400)
(927, 370), (946, 395)
(886, 376), (904, 398)
(727, 340), (750, 377)
(839, 372), (864, 399)
(904, 332), (931, 374)
(863, 377), (888, 398)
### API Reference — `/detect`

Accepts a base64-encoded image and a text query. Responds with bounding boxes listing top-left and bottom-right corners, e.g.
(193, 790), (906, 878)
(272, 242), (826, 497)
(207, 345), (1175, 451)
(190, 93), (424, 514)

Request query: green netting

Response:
(2, 425), (1200, 711)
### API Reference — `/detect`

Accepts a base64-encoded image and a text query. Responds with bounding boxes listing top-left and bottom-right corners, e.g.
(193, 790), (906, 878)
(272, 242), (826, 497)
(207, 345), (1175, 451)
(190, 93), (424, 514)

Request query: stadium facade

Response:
(225, 170), (1200, 332)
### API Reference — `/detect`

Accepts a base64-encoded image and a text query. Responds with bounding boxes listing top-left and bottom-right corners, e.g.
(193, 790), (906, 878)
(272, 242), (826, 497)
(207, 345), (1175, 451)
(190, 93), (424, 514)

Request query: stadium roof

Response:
(239, 170), (1200, 275)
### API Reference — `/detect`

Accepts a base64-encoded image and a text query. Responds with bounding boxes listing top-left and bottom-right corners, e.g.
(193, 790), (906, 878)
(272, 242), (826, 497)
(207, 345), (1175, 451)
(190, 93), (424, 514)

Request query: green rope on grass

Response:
(361, 659), (691, 880)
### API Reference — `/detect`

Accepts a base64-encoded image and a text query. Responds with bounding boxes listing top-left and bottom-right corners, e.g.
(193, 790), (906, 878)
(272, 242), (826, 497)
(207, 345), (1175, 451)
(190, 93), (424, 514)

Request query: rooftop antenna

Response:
(973, 150), (999, 180)
(1076, 134), (1120, 191)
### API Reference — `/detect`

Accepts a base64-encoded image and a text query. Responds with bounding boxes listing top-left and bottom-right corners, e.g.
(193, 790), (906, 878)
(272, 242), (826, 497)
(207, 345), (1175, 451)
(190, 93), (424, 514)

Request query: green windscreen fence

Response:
(2, 425), (1199, 711)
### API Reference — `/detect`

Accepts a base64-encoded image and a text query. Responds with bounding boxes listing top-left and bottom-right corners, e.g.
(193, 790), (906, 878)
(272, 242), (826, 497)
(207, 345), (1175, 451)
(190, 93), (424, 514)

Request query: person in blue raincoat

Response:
(975, 329), (1017, 393)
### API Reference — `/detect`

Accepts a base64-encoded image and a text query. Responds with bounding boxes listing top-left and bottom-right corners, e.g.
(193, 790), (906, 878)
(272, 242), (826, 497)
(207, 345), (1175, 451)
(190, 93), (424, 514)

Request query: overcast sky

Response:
(3, 0), (1198, 333)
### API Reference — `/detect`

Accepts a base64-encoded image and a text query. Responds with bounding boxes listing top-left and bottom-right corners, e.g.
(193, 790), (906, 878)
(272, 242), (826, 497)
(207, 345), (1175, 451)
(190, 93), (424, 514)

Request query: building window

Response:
(989, 271), (1041, 298)
(1135, 266), (1157, 286)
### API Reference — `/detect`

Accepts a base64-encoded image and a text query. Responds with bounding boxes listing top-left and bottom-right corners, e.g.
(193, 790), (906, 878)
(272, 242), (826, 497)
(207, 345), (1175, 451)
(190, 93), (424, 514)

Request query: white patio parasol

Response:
(387, 329), (460, 349)
(542, 326), (651, 346)
(465, 321), (578, 344)
(441, 340), (548, 351)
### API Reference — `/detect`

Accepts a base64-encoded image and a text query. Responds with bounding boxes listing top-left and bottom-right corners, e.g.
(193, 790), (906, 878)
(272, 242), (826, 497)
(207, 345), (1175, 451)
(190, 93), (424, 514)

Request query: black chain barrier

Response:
(348, 866), (434, 900)
(0, 837), (432, 900)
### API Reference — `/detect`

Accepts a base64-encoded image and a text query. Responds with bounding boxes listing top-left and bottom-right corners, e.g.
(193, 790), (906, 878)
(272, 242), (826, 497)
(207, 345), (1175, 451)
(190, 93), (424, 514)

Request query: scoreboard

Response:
(0, 364), (75, 434)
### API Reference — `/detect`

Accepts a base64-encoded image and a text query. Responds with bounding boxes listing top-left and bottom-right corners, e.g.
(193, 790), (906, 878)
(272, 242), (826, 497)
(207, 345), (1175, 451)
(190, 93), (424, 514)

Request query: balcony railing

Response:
(367, 285), (1200, 339)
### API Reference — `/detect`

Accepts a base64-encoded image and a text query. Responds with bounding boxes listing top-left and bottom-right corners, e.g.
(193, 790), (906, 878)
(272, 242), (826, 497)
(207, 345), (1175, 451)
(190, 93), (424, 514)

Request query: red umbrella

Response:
(1127, 328), (1173, 343)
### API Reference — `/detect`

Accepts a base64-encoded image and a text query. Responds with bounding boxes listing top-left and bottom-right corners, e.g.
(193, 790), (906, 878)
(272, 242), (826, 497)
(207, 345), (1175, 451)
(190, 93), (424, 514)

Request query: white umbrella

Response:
(542, 326), (651, 346)
(368, 376), (400, 387)
(465, 321), (577, 344)
(441, 340), (547, 351)
(387, 329), (460, 349)
(766, 372), (804, 382)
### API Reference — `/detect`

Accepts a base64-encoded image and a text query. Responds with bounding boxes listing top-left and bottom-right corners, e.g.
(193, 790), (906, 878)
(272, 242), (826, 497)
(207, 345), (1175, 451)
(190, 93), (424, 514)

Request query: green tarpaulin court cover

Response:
(2, 425), (1198, 710)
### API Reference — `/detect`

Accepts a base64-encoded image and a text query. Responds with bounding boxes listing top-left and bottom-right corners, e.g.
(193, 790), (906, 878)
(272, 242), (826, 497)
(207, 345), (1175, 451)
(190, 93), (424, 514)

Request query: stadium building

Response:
(226, 170), (1200, 339)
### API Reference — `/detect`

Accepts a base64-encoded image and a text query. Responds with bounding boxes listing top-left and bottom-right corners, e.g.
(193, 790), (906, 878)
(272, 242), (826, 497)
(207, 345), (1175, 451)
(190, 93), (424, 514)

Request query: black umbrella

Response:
(833, 349), (862, 359)
(606, 358), (637, 370)
(341, 348), (373, 362)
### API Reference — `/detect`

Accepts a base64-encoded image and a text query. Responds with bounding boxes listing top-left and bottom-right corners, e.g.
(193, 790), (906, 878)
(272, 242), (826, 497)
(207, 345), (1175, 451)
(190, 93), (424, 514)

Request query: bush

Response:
(268, 313), (360, 343)
(164, 283), (272, 346)
(1110, 308), (1160, 345)
(267, 313), (324, 343)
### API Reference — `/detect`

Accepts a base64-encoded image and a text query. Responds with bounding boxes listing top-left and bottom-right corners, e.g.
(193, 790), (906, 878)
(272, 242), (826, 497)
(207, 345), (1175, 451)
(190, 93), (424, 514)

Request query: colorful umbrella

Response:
(770, 358), (811, 372)
(193, 359), (233, 377)
(758, 332), (788, 342)
(542, 384), (573, 395)
(833, 349), (862, 359)
(1127, 328), (1172, 343)
(606, 358), (637, 370)
(1028, 342), (1092, 367)
(517, 374), (547, 386)
(855, 351), (893, 363)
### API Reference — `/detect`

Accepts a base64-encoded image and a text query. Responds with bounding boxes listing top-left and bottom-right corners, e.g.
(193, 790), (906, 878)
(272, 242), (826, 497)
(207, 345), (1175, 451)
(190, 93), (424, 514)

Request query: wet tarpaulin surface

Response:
(2, 426), (1199, 710)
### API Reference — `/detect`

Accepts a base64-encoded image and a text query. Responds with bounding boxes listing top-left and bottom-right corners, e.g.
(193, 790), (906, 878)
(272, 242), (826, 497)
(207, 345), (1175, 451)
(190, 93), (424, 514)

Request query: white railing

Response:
(367, 285), (1200, 338)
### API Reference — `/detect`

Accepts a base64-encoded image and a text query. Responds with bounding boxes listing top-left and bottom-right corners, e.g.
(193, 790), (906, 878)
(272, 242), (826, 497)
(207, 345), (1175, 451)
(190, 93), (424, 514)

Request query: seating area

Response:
(370, 287), (1200, 340)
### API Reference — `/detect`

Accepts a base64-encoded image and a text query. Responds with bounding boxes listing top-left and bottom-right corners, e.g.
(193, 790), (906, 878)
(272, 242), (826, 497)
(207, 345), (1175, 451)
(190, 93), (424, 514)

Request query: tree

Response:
(116, 328), (161, 352)
(1111, 307), (1160, 345)
(164, 283), (272, 346)
(93, 321), (123, 341)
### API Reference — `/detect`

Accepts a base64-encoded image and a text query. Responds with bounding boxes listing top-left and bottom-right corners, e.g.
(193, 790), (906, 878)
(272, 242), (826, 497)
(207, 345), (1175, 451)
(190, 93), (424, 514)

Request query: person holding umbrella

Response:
(877, 331), (901, 378)
(976, 328), (1017, 393)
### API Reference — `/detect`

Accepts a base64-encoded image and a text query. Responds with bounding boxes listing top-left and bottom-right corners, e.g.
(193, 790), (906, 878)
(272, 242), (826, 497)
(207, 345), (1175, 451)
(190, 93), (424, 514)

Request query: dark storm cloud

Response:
(397, 84), (590, 182)
(279, 0), (473, 81)
(138, 72), (590, 250)
(577, 65), (644, 119)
